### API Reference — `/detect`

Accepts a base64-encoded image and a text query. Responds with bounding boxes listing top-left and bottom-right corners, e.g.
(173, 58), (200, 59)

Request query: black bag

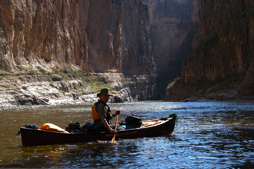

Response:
(66, 122), (80, 132)
(125, 115), (142, 128)
(25, 124), (38, 130)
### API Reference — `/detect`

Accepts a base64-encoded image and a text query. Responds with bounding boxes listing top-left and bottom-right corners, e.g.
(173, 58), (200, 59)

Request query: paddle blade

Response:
(111, 135), (116, 142)
(111, 115), (118, 142)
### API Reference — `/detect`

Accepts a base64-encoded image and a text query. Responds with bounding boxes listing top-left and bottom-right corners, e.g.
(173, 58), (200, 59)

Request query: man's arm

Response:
(100, 116), (117, 134)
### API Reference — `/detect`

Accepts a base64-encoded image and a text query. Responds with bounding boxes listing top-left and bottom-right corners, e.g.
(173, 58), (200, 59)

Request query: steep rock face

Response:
(144, 0), (199, 97)
(86, 0), (155, 76)
(0, 0), (157, 101)
(0, 0), (90, 72)
(94, 72), (156, 100)
(169, 0), (254, 101)
(0, 0), (155, 75)
(182, 0), (254, 83)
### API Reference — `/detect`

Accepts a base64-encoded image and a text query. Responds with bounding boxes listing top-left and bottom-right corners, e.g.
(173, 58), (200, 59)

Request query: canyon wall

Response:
(0, 0), (158, 102)
(0, 0), (155, 75)
(0, 0), (89, 72)
(167, 0), (254, 101)
(144, 0), (199, 98)
(183, 0), (254, 83)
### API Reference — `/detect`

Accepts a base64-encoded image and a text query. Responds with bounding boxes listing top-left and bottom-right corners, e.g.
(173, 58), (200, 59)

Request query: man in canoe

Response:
(92, 88), (120, 134)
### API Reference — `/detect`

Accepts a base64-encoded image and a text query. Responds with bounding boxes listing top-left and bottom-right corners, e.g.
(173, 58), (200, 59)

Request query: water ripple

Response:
(0, 101), (254, 168)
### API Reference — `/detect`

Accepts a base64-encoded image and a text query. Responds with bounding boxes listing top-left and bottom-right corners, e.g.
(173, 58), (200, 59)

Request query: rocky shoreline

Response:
(165, 81), (254, 103)
(0, 72), (158, 111)
(2, 72), (252, 111)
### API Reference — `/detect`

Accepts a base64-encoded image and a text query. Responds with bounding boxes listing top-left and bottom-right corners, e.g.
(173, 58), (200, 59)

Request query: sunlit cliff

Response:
(0, 0), (155, 75)
(0, 0), (158, 108)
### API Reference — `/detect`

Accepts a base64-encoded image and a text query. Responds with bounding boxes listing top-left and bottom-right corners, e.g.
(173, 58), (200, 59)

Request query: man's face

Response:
(100, 94), (109, 103)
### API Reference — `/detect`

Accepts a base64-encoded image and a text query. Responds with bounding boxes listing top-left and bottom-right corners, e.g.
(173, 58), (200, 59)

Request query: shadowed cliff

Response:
(166, 0), (254, 101)
(145, 0), (199, 99)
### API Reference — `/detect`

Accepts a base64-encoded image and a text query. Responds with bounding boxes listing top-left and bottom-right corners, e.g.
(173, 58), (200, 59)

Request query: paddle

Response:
(111, 115), (118, 143)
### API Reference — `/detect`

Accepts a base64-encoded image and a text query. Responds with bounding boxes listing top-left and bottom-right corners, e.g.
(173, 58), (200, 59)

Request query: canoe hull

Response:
(20, 117), (176, 146)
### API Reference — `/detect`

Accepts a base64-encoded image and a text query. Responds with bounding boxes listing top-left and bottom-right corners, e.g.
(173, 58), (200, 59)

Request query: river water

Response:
(0, 101), (253, 168)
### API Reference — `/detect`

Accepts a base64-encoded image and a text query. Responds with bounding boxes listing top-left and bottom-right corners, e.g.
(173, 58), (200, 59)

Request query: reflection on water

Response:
(0, 101), (254, 168)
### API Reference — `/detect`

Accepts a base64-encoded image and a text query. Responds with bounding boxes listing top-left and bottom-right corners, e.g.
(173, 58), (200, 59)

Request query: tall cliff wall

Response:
(183, 0), (254, 83)
(167, 0), (254, 101)
(0, 0), (88, 72)
(144, 0), (199, 98)
(0, 0), (158, 102)
(0, 0), (155, 75)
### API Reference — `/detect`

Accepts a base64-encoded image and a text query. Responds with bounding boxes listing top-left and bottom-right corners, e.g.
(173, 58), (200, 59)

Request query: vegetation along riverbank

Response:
(0, 66), (156, 110)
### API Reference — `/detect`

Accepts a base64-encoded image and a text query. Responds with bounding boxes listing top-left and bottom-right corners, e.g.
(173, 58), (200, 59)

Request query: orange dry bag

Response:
(39, 123), (68, 133)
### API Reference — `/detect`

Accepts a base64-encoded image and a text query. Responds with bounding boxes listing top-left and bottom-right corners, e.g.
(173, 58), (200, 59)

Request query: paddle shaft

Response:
(111, 115), (118, 142)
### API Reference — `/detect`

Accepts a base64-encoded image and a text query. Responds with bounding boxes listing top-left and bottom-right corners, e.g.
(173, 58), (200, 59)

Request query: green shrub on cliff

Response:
(38, 69), (48, 75)
(82, 74), (111, 90)
(56, 66), (112, 91)
(28, 67), (37, 75)
(57, 72), (67, 80)
(0, 28), (6, 44)
(3, 83), (11, 89)
(60, 66), (73, 74)
(167, 77), (181, 88)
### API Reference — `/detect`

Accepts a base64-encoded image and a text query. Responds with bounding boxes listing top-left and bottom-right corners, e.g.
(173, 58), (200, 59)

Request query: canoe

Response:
(20, 117), (176, 146)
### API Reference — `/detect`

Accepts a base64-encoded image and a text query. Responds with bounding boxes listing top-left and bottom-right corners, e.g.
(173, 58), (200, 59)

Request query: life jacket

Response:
(92, 101), (112, 123)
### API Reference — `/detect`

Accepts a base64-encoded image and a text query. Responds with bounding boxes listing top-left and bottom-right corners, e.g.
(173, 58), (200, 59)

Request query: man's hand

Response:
(115, 110), (120, 115)
(109, 129), (117, 134)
